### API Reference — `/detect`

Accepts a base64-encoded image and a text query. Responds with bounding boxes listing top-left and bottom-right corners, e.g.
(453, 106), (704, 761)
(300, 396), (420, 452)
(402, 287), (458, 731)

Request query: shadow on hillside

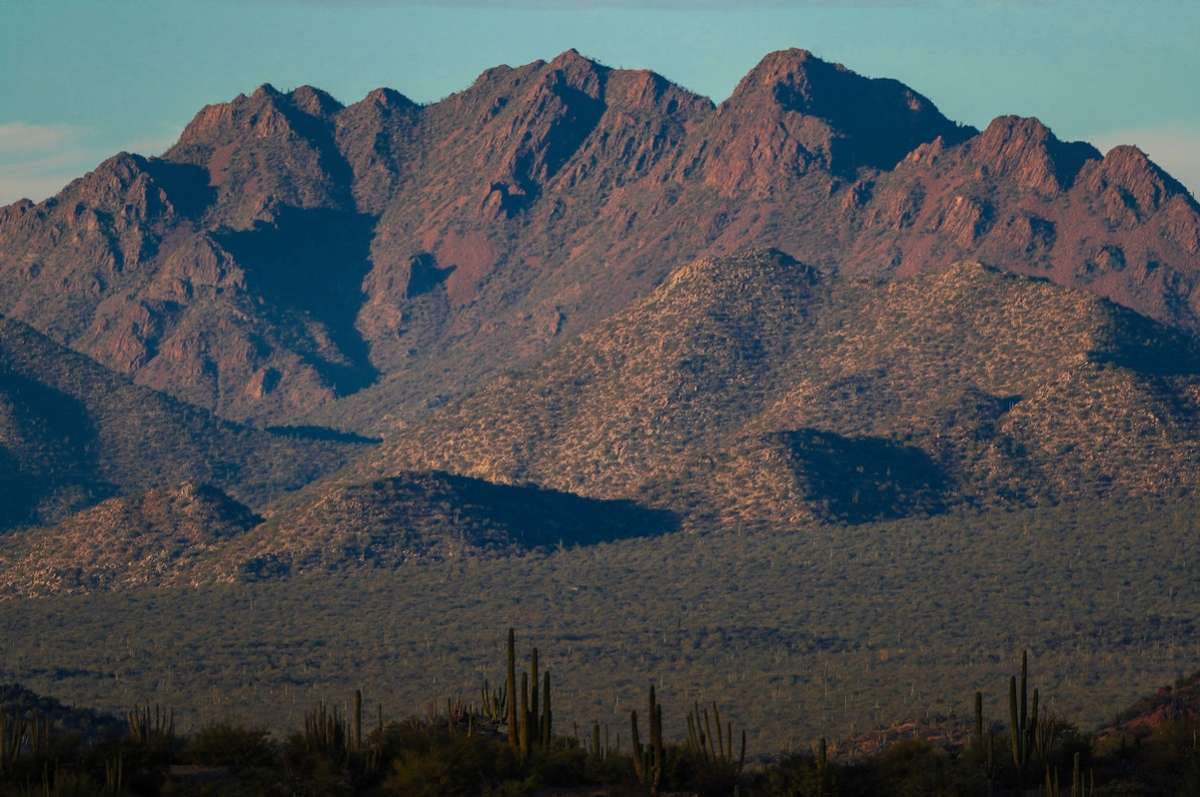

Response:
(1089, 310), (1200, 376)
(0, 371), (106, 530)
(145, 160), (215, 219)
(239, 472), (681, 579)
(217, 207), (378, 396)
(434, 472), (681, 549)
(777, 429), (950, 524)
(264, 424), (380, 445)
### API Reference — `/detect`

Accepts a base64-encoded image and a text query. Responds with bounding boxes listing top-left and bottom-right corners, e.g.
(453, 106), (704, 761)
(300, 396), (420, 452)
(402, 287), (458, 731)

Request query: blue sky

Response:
(1, 0), (1197, 203)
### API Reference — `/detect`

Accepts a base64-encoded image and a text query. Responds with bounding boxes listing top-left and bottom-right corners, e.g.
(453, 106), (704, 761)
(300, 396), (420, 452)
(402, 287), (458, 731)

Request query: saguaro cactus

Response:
(127, 705), (175, 749)
(303, 701), (348, 760)
(1008, 650), (1039, 784)
(498, 628), (554, 756)
(0, 712), (27, 772)
(631, 684), (664, 795)
(541, 671), (553, 748)
(481, 678), (507, 722)
(519, 672), (530, 759)
(686, 701), (746, 776)
(352, 689), (363, 752)
(1044, 752), (1093, 797)
(530, 647), (539, 743)
(974, 691), (984, 753)
(506, 628), (518, 749)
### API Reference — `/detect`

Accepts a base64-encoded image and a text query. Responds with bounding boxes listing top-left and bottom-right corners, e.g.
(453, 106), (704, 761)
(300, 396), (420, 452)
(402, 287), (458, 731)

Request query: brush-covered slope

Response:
(0, 471), (677, 596)
(331, 250), (1200, 527)
(0, 315), (369, 529)
(0, 483), (259, 598)
(202, 471), (677, 581)
(2, 50), (1197, 433)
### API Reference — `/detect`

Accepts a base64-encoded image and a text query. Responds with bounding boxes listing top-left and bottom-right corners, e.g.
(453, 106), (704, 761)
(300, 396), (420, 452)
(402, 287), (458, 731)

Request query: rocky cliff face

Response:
(1, 49), (1197, 434)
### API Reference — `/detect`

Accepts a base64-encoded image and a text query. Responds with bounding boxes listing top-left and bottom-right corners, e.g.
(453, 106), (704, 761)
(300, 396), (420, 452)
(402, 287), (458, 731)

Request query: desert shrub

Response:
(1178, 756), (1200, 797)
(279, 732), (354, 796)
(187, 721), (277, 768)
(526, 744), (589, 787)
(380, 733), (520, 797)
(868, 739), (982, 797)
(667, 746), (742, 796)
(753, 751), (838, 797)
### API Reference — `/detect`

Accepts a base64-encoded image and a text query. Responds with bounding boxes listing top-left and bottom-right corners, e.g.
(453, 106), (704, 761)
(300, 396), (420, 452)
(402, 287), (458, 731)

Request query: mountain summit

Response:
(0, 49), (1197, 433)
(704, 48), (973, 186)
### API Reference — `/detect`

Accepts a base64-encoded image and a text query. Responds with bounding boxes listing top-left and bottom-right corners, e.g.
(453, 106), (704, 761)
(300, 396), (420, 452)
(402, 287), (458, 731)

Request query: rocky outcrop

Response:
(687, 48), (971, 194)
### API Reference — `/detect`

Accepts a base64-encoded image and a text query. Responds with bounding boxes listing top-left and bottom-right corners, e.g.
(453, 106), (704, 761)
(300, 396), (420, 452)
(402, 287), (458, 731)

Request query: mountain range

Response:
(3, 48), (1200, 595)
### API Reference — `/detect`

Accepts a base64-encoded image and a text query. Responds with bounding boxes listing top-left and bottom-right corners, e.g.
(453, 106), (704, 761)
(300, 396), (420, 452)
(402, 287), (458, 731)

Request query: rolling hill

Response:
(0, 482), (259, 598)
(0, 314), (369, 530)
(326, 250), (1200, 530)
(11, 247), (1200, 590)
(0, 471), (677, 597)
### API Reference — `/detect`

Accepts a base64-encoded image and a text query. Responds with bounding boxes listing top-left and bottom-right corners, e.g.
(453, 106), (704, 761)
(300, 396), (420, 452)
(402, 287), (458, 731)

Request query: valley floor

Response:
(2, 497), (1196, 754)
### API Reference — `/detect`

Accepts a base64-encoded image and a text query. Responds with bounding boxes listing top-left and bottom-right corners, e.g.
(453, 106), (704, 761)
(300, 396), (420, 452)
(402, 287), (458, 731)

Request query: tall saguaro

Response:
(506, 628), (518, 749)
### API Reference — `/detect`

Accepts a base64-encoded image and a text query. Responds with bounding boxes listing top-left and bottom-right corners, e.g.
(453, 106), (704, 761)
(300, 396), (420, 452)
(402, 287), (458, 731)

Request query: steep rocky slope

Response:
(329, 250), (1200, 528)
(1, 49), (1196, 432)
(0, 315), (368, 530)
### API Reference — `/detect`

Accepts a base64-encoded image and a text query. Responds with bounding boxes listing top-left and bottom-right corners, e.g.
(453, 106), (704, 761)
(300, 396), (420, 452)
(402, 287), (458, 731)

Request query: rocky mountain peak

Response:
(1083, 144), (1193, 214)
(732, 48), (819, 91)
(541, 48), (606, 97)
(360, 86), (417, 111)
(698, 49), (970, 192)
(548, 47), (599, 71)
(970, 115), (1100, 194)
(0, 199), (35, 226)
(252, 82), (282, 99)
(605, 68), (713, 116)
(4, 48), (1200, 435)
(289, 85), (344, 118)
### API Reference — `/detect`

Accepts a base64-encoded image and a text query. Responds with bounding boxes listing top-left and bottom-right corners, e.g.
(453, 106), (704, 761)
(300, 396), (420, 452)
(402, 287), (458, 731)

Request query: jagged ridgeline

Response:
(2, 46), (1200, 584)
(0, 49), (1196, 436)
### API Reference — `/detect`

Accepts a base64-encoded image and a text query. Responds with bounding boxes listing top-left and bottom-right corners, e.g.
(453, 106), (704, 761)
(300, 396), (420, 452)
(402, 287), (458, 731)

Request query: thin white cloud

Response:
(0, 123), (84, 159)
(0, 174), (76, 205)
(1089, 125), (1200, 200)
(0, 122), (184, 205)
(0, 124), (89, 204)
(0, 157), (84, 205)
(119, 132), (181, 158)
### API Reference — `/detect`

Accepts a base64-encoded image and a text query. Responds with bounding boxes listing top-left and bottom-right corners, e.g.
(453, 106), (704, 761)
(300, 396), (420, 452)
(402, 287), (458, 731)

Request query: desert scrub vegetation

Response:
(1, 496), (1196, 750)
(0, 638), (1198, 796)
